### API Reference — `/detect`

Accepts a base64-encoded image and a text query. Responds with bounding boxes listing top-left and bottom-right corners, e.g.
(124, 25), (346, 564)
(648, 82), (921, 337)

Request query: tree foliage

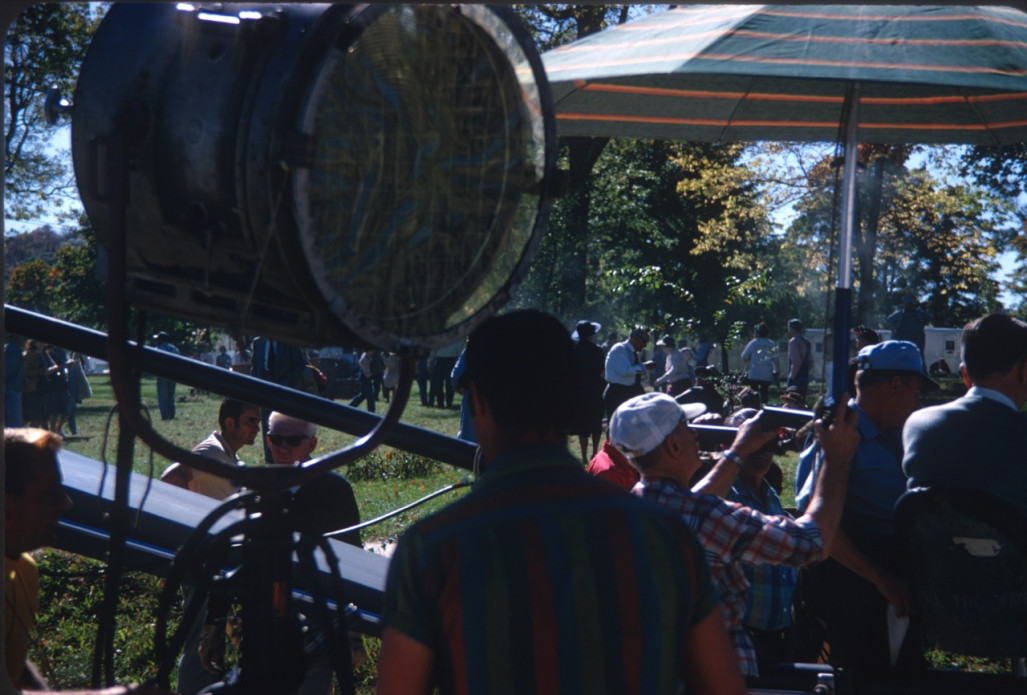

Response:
(878, 171), (1008, 326)
(6, 256), (53, 314)
(780, 147), (1015, 329)
(511, 5), (669, 317)
(961, 144), (1027, 200)
(4, 3), (100, 222)
(516, 138), (787, 363)
(4, 224), (69, 282)
(516, 5), (655, 51)
(48, 216), (108, 329)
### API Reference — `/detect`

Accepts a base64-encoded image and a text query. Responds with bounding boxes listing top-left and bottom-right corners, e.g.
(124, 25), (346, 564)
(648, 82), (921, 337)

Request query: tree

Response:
(781, 151), (1015, 329)
(513, 5), (664, 317)
(4, 3), (101, 222)
(4, 224), (69, 283)
(516, 137), (783, 370)
(961, 144), (1027, 200)
(49, 217), (107, 329)
(877, 171), (1009, 326)
(6, 257), (53, 314)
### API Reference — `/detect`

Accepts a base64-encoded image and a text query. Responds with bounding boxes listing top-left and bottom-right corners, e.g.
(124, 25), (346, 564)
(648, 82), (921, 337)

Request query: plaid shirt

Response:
(730, 480), (798, 632)
(634, 477), (823, 676)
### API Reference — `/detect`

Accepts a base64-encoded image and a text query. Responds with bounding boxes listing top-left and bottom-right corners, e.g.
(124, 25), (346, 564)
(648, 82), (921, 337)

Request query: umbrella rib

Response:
(961, 88), (1003, 147)
(718, 76), (758, 142)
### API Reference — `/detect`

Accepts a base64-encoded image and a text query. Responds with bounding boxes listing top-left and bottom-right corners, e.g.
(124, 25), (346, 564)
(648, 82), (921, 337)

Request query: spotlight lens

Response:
(293, 5), (550, 346)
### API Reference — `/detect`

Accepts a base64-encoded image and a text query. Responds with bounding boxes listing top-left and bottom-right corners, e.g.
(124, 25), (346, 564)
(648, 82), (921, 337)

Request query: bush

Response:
(346, 449), (443, 482)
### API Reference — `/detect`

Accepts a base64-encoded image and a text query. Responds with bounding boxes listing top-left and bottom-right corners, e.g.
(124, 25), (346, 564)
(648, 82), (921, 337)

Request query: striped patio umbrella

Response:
(542, 4), (1027, 145)
(541, 4), (1027, 398)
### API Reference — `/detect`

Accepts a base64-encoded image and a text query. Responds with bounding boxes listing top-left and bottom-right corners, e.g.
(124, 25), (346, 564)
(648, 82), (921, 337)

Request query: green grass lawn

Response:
(62, 375), (472, 544)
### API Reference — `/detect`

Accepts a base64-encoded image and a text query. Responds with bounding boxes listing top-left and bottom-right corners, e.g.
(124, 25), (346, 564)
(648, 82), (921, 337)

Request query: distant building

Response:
(725, 326), (963, 389)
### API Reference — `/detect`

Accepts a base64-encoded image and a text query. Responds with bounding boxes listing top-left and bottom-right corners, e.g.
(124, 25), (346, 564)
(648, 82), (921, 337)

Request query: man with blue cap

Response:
(795, 339), (937, 674)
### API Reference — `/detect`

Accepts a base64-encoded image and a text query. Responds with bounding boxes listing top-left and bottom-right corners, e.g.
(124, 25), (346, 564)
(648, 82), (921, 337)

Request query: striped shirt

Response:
(383, 446), (718, 695)
(634, 477), (822, 676)
(729, 480), (798, 632)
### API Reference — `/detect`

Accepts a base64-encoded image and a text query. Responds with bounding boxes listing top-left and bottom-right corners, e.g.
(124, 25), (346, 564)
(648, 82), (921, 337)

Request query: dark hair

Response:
(218, 398), (257, 431)
(755, 322), (770, 338)
(788, 318), (803, 333)
(854, 325), (880, 344)
(737, 388), (762, 409)
(962, 314), (1027, 381)
(465, 310), (575, 438)
(5, 428), (61, 497)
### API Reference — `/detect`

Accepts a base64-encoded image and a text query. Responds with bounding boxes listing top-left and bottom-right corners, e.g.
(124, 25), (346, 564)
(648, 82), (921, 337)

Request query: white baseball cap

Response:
(609, 393), (706, 458)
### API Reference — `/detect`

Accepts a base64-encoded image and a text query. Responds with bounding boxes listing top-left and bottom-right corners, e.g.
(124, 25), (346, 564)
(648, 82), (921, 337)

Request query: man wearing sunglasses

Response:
(266, 411), (319, 464)
(265, 411), (361, 546)
(265, 411), (364, 691)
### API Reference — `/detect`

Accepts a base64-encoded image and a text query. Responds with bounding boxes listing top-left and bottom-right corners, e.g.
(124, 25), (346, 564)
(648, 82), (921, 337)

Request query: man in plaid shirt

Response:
(610, 392), (859, 678)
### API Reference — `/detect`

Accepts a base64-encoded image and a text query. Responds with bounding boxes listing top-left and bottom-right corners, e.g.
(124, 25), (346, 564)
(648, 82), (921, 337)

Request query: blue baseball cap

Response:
(856, 340), (939, 391)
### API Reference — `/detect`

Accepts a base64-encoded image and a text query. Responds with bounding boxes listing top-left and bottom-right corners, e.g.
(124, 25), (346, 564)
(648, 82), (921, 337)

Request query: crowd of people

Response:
(4, 335), (91, 436)
(10, 303), (1026, 695)
(378, 309), (1027, 694)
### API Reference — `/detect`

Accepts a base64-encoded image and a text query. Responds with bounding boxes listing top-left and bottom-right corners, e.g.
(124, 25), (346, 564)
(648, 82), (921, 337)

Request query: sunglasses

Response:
(267, 434), (311, 447)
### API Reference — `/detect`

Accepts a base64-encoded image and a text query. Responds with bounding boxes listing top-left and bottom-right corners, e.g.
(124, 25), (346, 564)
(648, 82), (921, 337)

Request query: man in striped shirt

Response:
(378, 311), (746, 695)
(610, 392), (859, 678)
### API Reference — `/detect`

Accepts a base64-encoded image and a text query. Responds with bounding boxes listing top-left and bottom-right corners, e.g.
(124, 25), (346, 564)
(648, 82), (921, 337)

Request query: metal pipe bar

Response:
(5, 305), (478, 472)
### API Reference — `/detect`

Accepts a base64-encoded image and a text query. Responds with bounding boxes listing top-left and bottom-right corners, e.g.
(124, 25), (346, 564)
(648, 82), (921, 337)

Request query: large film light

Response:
(72, 3), (555, 350)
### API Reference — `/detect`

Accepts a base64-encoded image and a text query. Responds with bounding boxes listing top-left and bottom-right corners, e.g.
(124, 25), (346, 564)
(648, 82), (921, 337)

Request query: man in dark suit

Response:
(903, 314), (1027, 515)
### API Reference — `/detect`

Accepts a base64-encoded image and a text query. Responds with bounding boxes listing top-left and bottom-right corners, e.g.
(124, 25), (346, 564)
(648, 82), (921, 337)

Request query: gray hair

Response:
(267, 411), (317, 437)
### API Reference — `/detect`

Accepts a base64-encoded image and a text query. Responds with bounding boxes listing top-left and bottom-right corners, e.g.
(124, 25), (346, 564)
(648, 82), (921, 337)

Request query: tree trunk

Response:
(858, 158), (885, 326)
(561, 136), (609, 317)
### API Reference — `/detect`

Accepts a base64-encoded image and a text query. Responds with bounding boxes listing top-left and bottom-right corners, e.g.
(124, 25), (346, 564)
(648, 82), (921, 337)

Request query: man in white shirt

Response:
(160, 398), (260, 694)
(604, 328), (652, 420)
(160, 398), (261, 499)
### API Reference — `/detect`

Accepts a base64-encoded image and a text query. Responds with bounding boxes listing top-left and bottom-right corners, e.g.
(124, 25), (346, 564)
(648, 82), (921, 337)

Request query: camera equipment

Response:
(72, 3), (556, 352)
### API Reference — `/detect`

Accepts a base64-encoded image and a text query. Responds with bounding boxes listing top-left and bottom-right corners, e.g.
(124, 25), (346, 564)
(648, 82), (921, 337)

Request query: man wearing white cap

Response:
(610, 392), (859, 677)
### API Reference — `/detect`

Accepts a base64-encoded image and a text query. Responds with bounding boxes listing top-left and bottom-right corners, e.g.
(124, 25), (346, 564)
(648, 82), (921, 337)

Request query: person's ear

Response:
(663, 431), (680, 457)
(1016, 358), (1027, 388)
(469, 383), (487, 418)
(959, 363), (972, 389)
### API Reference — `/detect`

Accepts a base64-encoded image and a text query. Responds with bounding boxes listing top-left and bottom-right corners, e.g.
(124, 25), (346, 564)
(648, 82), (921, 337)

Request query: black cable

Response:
(324, 481), (472, 539)
(296, 534), (354, 695)
(314, 535), (356, 695)
(153, 494), (253, 689)
(91, 408), (139, 687)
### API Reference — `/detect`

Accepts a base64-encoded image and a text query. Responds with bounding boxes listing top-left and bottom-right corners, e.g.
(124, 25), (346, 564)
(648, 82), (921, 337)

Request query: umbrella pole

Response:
(831, 83), (859, 401)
